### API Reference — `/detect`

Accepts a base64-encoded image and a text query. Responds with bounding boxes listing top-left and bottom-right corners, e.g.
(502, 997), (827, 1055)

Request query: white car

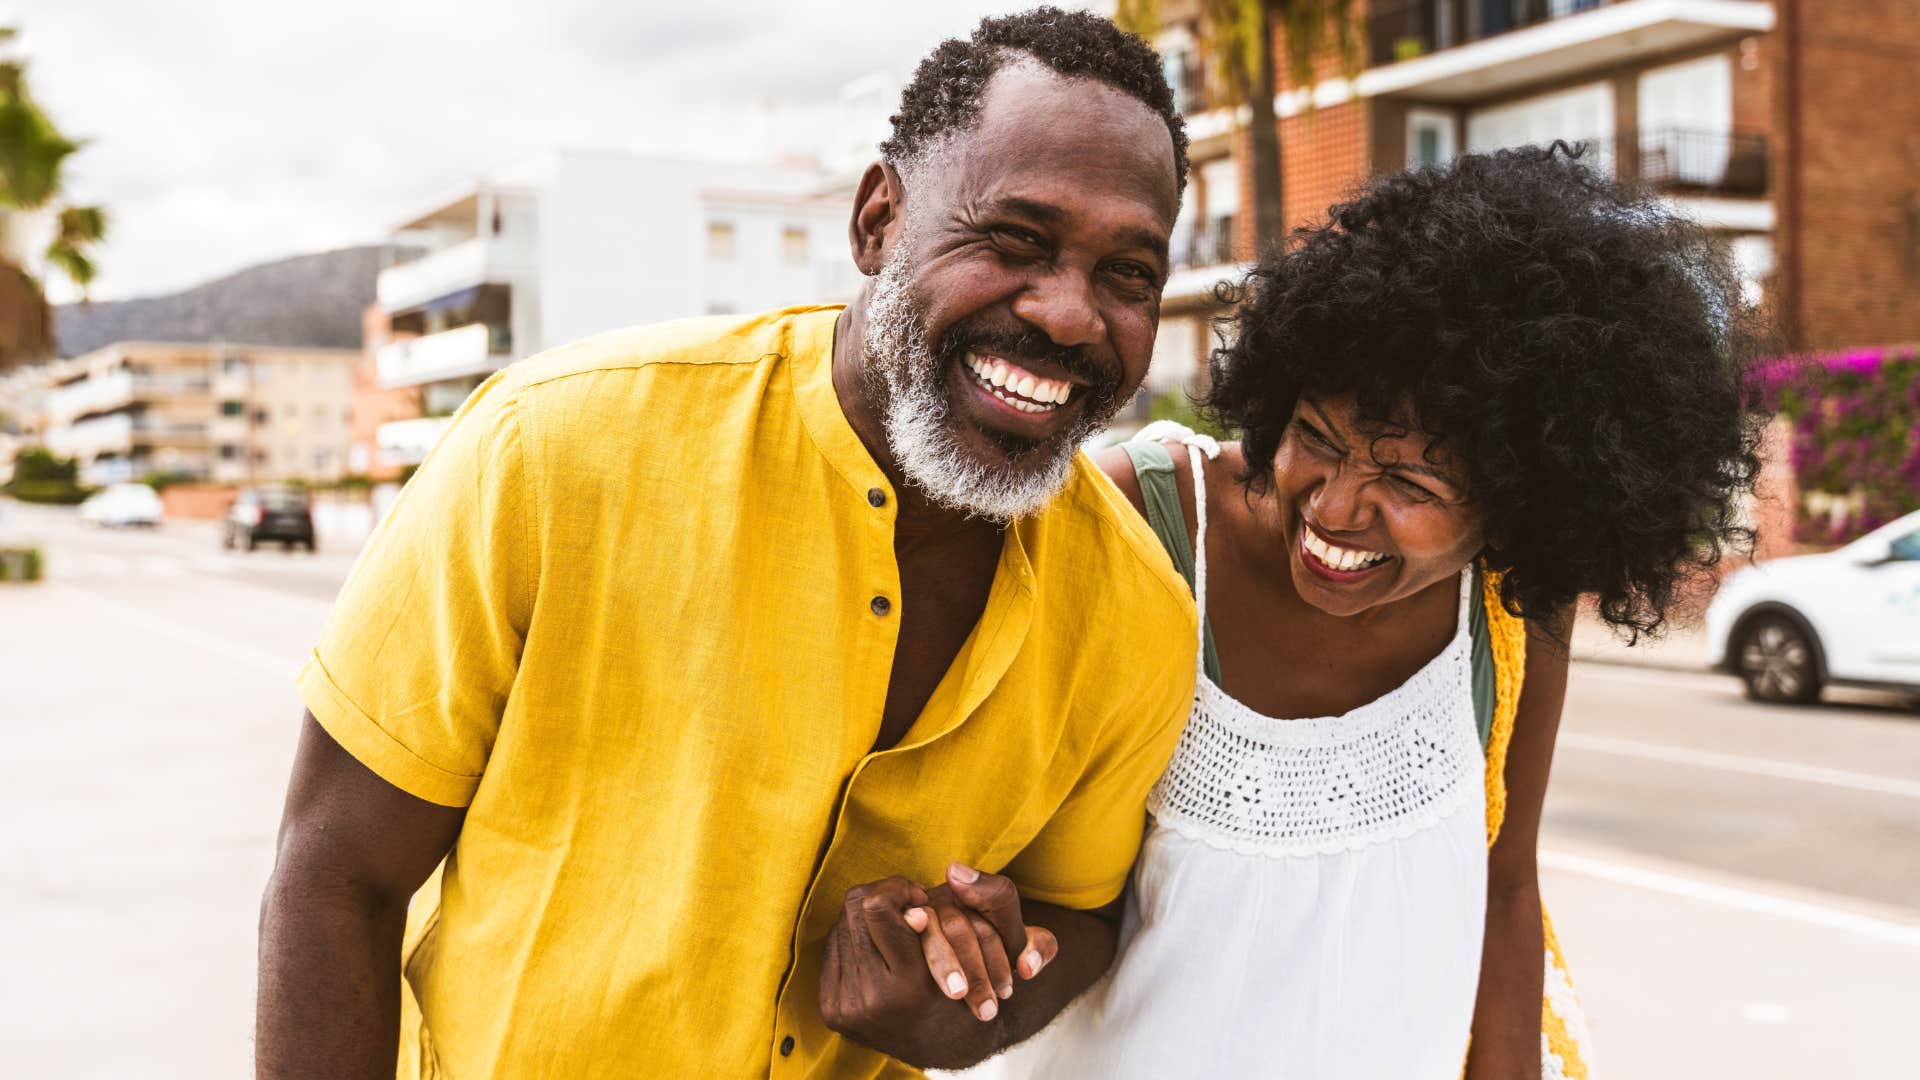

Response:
(1705, 509), (1920, 703)
(78, 483), (165, 528)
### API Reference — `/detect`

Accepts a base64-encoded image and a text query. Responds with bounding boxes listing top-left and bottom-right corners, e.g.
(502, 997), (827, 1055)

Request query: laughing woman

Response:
(970, 145), (1764, 1079)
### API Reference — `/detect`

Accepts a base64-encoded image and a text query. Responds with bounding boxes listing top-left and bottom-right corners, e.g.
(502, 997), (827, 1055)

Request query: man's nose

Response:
(1009, 267), (1106, 351)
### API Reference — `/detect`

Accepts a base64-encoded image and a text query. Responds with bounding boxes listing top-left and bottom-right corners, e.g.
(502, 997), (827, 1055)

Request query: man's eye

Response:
(1106, 262), (1156, 283)
(994, 227), (1044, 248)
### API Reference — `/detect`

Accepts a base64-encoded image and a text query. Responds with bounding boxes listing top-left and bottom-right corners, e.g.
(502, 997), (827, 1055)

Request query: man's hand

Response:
(904, 863), (1058, 1023)
(821, 867), (1115, 1070)
(820, 876), (978, 1068)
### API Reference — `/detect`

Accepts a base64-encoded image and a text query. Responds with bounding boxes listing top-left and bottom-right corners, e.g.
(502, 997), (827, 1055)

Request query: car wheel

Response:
(246, 532), (259, 551)
(222, 527), (234, 550)
(302, 537), (317, 553)
(1737, 614), (1822, 705)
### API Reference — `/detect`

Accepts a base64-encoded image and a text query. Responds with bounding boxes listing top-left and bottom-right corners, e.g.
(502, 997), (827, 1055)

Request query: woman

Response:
(952, 145), (1762, 1077)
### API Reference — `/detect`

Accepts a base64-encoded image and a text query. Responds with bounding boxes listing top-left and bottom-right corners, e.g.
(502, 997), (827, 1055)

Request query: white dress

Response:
(989, 437), (1489, 1079)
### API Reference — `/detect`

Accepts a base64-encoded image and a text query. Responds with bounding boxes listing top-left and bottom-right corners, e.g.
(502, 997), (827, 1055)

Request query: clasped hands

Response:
(819, 862), (1061, 1066)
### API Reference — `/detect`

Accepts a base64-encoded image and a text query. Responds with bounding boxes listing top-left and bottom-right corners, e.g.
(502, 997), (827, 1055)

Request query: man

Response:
(257, 9), (1194, 1077)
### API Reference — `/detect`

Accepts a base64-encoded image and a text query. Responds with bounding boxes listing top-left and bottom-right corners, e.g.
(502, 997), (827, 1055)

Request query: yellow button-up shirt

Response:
(297, 305), (1197, 1078)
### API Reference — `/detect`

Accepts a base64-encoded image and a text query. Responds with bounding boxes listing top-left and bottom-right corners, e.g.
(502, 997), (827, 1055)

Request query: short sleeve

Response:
(1001, 647), (1196, 910)
(296, 375), (537, 807)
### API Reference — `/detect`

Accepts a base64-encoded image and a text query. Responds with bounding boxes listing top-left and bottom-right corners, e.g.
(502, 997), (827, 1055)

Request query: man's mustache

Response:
(934, 318), (1121, 397)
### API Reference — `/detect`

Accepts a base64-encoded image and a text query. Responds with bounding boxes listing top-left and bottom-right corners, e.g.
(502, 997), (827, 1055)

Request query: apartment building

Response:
(1150, 0), (1920, 371)
(362, 151), (865, 470)
(31, 342), (357, 486)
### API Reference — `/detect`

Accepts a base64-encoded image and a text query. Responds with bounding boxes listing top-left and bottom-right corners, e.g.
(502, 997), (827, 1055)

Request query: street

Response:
(2, 503), (1917, 1078)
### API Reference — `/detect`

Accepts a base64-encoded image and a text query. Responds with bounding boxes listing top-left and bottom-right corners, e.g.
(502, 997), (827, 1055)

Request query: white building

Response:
(370, 151), (865, 468)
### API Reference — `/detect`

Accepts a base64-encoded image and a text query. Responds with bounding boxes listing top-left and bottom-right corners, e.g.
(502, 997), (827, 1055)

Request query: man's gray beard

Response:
(862, 245), (1100, 523)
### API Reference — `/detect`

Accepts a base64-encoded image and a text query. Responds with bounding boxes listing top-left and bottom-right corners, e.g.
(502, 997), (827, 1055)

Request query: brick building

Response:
(1148, 0), (1920, 379)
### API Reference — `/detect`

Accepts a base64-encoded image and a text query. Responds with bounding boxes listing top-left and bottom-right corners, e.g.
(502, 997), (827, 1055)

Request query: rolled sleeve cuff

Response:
(296, 653), (481, 808)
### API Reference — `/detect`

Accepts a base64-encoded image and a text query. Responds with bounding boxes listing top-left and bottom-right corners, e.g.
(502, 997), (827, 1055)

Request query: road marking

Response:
(1558, 732), (1920, 799)
(50, 583), (302, 680)
(1541, 848), (1920, 947)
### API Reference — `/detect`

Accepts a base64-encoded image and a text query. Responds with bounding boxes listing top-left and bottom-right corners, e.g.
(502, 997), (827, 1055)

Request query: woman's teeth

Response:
(965, 352), (1074, 414)
(1301, 523), (1391, 572)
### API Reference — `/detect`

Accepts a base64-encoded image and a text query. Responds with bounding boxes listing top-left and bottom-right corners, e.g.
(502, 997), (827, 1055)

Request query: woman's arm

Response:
(1465, 608), (1573, 1080)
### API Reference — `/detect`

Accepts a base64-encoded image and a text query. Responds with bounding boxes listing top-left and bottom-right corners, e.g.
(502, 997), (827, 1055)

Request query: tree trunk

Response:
(1245, 5), (1286, 257)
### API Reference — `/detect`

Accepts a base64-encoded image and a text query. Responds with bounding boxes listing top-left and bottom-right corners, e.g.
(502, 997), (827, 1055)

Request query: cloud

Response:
(14, 0), (1087, 302)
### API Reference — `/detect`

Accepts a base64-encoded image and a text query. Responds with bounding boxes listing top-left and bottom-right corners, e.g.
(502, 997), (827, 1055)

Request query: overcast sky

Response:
(13, 0), (1090, 303)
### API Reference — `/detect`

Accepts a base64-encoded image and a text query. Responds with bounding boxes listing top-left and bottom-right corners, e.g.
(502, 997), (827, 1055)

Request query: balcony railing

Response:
(1630, 127), (1768, 198)
(1369, 0), (1610, 66)
(1177, 217), (1237, 270)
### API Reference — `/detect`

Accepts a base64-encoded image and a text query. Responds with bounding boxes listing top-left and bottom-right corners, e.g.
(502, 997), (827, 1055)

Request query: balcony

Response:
(1361, 0), (1774, 102)
(378, 237), (529, 314)
(1164, 217), (1246, 304)
(46, 413), (134, 459)
(377, 416), (453, 468)
(376, 323), (510, 390)
(1628, 127), (1767, 198)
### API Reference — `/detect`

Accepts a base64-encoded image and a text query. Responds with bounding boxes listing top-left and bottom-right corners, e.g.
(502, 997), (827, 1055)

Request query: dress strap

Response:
(1130, 421), (1221, 675)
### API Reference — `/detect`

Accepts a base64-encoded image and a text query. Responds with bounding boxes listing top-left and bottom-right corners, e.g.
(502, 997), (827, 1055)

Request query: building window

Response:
(707, 221), (737, 262)
(253, 409), (270, 425)
(220, 400), (246, 417)
(221, 356), (248, 377)
(782, 225), (808, 266)
(1407, 108), (1457, 169)
(218, 444), (242, 460)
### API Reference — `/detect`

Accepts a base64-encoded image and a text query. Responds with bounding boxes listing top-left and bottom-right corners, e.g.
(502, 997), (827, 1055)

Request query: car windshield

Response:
(258, 491), (307, 511)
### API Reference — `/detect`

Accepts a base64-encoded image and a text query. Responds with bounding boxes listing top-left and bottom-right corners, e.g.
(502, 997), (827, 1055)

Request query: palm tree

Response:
(0, 26), (108, 370)
(1117, 0), (1360, 256)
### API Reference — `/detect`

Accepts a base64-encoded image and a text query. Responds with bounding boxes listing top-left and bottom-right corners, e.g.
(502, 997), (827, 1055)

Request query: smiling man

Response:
(256, 8), (1198, 1080)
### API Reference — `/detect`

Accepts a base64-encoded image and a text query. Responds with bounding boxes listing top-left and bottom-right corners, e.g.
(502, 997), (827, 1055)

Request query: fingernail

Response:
(1023, 949), (1045, 977)
(978, 998), (999, 1022)
(946, 972), (968, 997)
(998, 982), (1013, 1000)
(949, 862), (980, 884)
(904, 907), (928, 931)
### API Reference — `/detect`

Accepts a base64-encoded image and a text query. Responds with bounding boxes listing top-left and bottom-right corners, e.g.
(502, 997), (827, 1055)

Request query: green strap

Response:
(1121, 440), (1224, 685)
(1469, 565), (1495, 751)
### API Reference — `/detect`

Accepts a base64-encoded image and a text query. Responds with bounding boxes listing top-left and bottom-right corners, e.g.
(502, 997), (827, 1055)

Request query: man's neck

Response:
(830, 299), (1004, 542)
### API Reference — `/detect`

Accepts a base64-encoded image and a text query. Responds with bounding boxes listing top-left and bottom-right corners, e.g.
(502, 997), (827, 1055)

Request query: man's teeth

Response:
(965, 352), (1073, 413)
(1302, 523), (1391, 572)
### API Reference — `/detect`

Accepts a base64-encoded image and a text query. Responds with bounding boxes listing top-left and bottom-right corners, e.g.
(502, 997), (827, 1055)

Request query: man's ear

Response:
(848, 161), (905, 277)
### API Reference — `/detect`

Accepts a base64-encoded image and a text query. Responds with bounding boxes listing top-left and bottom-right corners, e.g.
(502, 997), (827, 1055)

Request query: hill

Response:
(52, 245), (402, 357)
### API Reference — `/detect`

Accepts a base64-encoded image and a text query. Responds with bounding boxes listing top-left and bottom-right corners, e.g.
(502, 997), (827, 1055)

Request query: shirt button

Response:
(780, 1035), (795, 1057)
(870, 596), (891, 616)
(867, 487), (887, 508)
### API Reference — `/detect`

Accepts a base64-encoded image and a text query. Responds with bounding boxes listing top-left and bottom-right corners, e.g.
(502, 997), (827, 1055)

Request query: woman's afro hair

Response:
(1203, 143), (1766, 637)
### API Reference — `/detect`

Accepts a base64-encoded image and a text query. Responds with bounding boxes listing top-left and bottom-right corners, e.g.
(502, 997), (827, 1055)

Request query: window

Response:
(253, 409), (270, 425)
(221, 356), (248, 377)
(218, 444), (242, 460)
(220, 400), (246, 417)
(314, 449), (333, 471)
(782, 225), (808, 266)
(1407, 109), (1457, 169)
(707, 221), (737, 262)
(1891, 530), (1920, 563)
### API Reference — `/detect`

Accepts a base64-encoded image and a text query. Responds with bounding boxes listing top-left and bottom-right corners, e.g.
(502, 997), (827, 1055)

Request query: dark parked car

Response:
(224, 487), (316, 552)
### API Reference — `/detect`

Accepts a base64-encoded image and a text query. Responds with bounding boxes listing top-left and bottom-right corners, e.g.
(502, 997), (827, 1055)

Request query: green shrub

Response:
(139, 470), (199, 491)
(5, 479), (90, 504)
(13, 447), (79, 485)
(0, 546), (40, 583)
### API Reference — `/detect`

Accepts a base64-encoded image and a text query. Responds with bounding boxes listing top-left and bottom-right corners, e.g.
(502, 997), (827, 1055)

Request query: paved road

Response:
(2, 502), (1915, 1078)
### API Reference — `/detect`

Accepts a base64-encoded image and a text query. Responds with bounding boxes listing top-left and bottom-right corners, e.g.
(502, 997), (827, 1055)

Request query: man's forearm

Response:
(950, 897), (1119, 1065)
(256, 872), (410, 1080)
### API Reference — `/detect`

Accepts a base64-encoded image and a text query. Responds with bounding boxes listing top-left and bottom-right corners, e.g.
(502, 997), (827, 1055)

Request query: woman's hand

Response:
(902, 863), (1059, 1022)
